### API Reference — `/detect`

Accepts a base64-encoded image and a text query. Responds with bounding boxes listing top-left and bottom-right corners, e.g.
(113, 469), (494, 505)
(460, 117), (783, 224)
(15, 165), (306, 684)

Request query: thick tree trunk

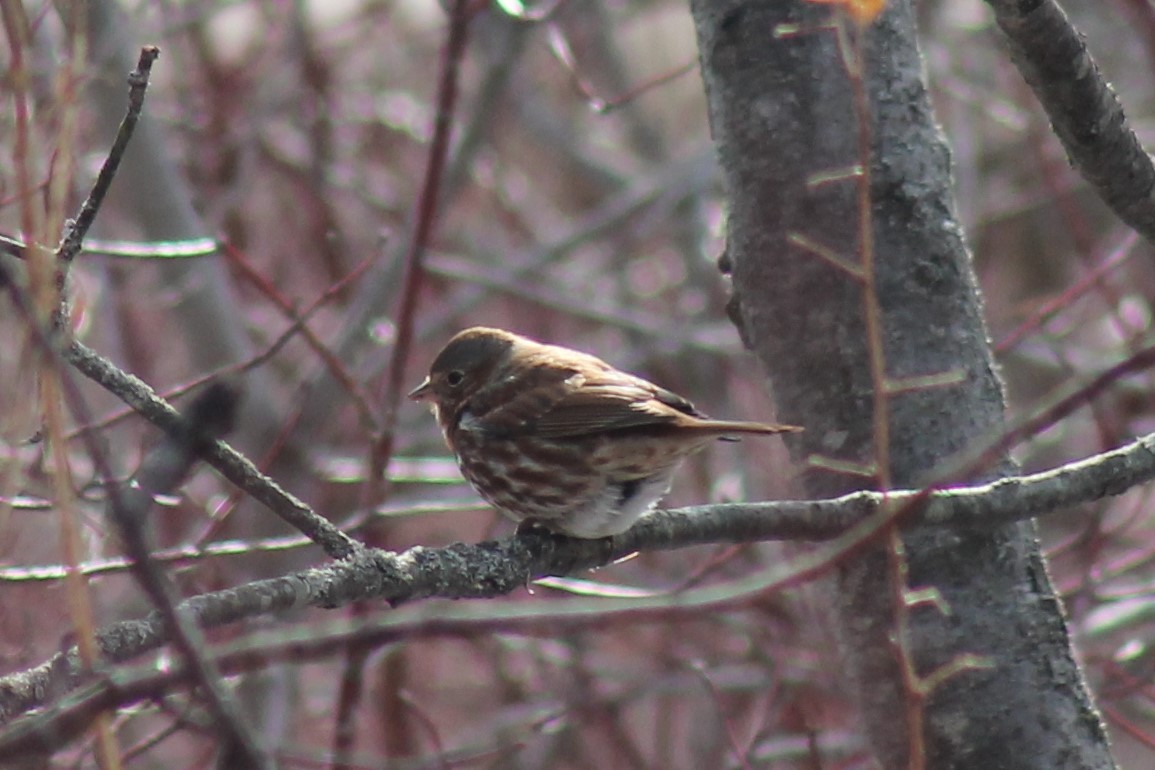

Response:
(690, 1), (1115, 767)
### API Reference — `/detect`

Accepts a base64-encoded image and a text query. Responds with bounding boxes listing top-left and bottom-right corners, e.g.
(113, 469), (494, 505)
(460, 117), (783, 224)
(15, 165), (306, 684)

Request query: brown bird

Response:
(409, 327), (801, 538)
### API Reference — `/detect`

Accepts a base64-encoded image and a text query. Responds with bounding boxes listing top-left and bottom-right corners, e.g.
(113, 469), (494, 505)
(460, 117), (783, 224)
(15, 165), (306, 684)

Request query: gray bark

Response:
(690, 1), (1115, 767)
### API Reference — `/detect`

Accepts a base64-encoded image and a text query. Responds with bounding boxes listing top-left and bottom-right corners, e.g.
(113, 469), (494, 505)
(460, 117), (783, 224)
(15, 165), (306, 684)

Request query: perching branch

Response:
(3, 428), (1155, 726)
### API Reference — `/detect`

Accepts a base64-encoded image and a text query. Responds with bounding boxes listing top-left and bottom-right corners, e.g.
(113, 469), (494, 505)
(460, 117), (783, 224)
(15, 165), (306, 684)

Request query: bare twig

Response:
(3, 427), (1155, 727)
(342, 3), (478, 761)
(371, 0), (476, 475)
(986, 0), (1155, 248)
(64, 340), (362, 560)
(58, 46), (160, 265)
(109, 383), (272, 770)
(2, 216), (269, 767)
(0, 4), (121, 766)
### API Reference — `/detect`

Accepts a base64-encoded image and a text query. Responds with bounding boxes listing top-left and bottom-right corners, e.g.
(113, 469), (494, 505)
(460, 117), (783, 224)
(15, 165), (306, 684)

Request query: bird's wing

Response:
(528, 376), (703, 438)
(465, 364), (585, 436)
(466, 352), (704, 438)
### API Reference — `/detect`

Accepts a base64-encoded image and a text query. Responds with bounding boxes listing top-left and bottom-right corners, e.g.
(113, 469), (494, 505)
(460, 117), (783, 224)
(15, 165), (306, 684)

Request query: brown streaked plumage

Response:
(409, 327), (801, 538)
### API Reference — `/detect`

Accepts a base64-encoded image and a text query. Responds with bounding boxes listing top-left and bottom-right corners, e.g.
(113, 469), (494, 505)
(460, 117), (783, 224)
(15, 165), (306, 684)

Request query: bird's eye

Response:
(446, 370), (465, 387)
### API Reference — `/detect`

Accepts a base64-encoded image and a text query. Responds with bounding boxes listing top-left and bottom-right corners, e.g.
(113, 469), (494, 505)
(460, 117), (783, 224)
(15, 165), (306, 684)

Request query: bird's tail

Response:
(695, 420), (803, 438)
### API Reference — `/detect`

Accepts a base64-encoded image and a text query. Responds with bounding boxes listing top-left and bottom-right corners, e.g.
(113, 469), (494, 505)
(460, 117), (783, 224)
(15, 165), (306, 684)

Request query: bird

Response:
(409, 327), (801, 538)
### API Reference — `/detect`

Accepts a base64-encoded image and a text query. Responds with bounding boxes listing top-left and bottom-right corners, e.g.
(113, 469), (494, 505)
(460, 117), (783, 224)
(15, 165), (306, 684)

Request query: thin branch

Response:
(1, 231), (269, 766)
(58, 46), (160, 265)
(63, 340), (362, 560)
(372, 0), (475, 471)
(3, 428), (1155, 727)
(985, 0), (1155, 247)
(220, 242), (380, 431)
(3, 588), (777, 759)
(344, 4), (476, 757)
(107, 383), (272, 770)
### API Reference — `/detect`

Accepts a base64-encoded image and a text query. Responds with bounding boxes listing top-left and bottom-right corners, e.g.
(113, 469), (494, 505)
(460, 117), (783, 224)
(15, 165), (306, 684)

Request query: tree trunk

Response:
(690, 1), (1115, 767)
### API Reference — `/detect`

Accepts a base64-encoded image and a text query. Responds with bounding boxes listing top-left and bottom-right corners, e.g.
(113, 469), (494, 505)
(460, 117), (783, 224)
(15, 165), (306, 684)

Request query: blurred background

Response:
(2, 0), (1155, 767)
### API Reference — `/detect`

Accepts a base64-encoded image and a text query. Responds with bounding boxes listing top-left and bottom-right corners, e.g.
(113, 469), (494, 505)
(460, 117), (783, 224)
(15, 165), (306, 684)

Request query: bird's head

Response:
(408, 327), (520, 414)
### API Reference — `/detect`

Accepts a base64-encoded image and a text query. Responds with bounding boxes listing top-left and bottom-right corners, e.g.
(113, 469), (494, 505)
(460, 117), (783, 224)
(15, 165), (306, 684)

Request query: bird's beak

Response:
(408, 378), (433, 401)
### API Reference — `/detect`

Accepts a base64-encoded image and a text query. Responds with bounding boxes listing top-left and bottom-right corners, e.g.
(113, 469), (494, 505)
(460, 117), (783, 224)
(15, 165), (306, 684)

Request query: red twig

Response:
(370, 0), (476, 481)
(995, 231), (1140, 353)
(336, 3), (478, 766)
(221, 240), (380, 430)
